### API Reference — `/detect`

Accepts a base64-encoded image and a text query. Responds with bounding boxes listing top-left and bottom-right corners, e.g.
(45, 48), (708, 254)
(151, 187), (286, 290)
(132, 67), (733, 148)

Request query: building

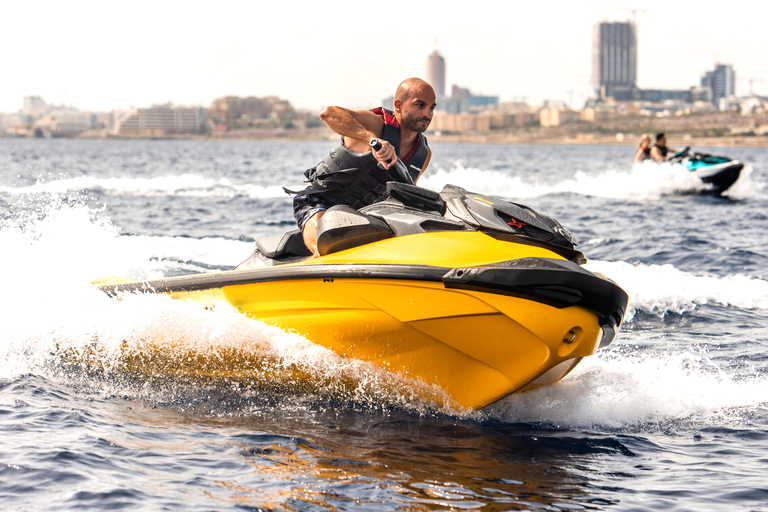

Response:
(208, 96), (296, 130)
(430, 112), (491, 133)
(593, 21), (637, 100)
(117, 105), (207, 136)
(426, 50), (446, 99)
(22, 96), (47, 116)
(439, 86), (499, 114)
(637, 89), (692, 103)
(540, 106), (580, 127)
(33, 111), (95, 137)
(701, 64), (736, 107)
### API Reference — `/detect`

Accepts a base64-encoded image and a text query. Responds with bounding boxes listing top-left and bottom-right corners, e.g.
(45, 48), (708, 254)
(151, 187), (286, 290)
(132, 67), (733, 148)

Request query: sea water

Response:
(1, 138), (767, 511)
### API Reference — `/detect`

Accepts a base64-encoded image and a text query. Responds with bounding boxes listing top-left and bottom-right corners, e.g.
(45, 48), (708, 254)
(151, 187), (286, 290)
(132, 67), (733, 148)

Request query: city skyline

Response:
(2, 0), (766, 114)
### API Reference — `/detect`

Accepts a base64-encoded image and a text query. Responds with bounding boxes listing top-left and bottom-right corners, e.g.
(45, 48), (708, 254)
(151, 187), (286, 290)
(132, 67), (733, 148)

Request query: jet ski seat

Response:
(316, 206), (394, 256)
(255, 230), (312, 259)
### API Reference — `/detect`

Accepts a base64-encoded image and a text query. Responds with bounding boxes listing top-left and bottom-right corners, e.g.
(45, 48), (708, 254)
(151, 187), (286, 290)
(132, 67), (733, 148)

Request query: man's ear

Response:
(393, 99), (402, 114)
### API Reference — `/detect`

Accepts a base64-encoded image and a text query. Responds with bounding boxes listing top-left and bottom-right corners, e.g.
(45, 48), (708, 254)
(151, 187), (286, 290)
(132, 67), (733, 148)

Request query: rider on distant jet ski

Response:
(651, 132), (678, 162)
(288, 78), (436, 256)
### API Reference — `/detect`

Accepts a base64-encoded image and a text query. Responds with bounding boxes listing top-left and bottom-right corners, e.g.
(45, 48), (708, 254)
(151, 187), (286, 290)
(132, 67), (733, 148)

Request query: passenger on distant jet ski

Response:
(634, 133), (653, 163)
(287, 78), (436, 256)
(651, 132), (678, 162)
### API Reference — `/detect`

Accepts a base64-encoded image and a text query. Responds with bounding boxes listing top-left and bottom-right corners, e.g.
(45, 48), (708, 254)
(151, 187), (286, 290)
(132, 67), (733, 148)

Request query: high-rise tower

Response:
(701, 64), (736, 106)
(426, 50), (446, 98)
(593, 21), (637, 100)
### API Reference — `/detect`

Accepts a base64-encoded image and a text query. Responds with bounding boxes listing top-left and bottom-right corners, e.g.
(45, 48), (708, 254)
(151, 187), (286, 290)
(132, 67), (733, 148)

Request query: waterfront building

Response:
(429, 112), (491, 133)
(426, 50), (446, 99)
(33, 111), (95, 137)
(700, 64), (736, 107)
(22, 96), (47, 116)
(117, 105), (207, 136)
(540, 106), (580, 127)
(593, 21), (637, 101)
(439, 85), (499, 114)
(208, 96), (295, 130)
(637, 89), (692, 103)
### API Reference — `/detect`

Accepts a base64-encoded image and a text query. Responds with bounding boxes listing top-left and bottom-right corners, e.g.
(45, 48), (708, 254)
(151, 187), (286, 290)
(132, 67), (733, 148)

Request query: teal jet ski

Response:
(670, 147), (744, 195)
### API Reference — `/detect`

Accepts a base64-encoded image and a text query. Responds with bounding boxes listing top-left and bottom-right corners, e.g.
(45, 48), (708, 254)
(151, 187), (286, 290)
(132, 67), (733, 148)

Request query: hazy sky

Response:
(2, 0), (766, 113)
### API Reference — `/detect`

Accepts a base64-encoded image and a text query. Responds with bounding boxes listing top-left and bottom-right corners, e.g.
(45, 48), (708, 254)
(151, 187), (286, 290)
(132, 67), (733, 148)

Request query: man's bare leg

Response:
(301, 211), (325, 257)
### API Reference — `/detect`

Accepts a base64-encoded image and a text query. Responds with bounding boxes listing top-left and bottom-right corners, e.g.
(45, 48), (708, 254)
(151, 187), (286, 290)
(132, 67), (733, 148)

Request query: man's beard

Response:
(401, 112), (431, 133)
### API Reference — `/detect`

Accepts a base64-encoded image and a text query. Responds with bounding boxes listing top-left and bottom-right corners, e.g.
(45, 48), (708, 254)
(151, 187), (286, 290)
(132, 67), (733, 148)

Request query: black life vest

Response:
(287, 108), (430, 210)
(654, 144), (668, 157)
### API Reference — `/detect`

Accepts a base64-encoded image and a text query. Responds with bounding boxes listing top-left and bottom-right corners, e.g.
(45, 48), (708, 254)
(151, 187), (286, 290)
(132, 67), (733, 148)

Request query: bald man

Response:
(290, 78), (437, 256)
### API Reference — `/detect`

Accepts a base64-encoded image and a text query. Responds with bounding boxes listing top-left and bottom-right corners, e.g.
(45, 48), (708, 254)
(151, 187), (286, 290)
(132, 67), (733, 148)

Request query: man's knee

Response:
(301, 210), (325, 256)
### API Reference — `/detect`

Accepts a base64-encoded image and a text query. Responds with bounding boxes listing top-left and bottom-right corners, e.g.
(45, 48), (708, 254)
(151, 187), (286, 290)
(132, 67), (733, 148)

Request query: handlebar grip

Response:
(369, 138), (414, 185)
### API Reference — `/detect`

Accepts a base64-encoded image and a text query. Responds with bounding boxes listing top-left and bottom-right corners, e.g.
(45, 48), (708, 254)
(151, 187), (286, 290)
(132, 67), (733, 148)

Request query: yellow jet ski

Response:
(93, 183), (628, 410)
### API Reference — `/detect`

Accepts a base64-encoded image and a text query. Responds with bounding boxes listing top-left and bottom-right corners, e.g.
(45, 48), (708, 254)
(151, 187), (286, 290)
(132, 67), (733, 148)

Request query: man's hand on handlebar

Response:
(370, 138), (396, 169)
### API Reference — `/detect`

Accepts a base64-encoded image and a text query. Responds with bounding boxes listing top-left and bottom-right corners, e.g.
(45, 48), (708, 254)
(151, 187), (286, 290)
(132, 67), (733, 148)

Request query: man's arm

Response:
(320, 106), (396, 167)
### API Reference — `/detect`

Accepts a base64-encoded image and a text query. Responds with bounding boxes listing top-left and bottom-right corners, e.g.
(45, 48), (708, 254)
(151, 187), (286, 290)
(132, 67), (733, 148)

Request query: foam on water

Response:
(3, 191), (765, 423)
(586, 259), (768, 319)
(421, 161), (762, 200)
(0, 197), (452, 413)
(3, 159), (762, 204)
(0, 174), (287, 199)
(486, 347), (768, 430)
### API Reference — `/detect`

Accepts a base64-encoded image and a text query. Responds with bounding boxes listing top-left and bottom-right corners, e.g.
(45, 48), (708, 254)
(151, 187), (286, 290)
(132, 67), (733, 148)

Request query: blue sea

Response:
(1, 138), (767, 511)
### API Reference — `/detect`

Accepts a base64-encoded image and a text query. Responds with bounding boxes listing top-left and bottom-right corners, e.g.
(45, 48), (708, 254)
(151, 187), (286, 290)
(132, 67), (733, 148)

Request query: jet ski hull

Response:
(94, 231), (627, 410)
(671, 151), (744, 195)
(691, 160), (743, 195)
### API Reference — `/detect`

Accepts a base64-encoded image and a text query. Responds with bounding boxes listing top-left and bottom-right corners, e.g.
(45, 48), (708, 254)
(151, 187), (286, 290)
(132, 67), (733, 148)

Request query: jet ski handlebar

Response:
(670, 146), (691, 162)
(370, 138), (414, 185)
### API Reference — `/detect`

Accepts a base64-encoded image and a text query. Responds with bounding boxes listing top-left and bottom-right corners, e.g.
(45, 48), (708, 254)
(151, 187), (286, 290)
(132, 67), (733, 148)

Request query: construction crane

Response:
(745, 78), (763, 97)
(629, 8), (647, 25)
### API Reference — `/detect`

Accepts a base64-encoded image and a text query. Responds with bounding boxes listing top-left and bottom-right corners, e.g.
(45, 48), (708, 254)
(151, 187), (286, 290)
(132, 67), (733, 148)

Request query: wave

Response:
(0, 197), (452, 414)
(586, 259), (768, 319)
(3, 193), (766, 422)
(485, 346), (767, 430)
(0, 174), (288, 199)
(420, 162), (762, 200)
(3, 161), (761, 203)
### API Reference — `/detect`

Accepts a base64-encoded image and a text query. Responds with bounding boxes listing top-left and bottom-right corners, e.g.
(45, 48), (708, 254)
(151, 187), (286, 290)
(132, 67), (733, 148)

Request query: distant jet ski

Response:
(669, 147), (744, 195)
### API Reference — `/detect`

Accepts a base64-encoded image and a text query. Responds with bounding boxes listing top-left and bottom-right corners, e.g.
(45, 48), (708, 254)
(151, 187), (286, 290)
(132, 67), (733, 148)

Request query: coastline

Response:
(4, 129), (768, 149)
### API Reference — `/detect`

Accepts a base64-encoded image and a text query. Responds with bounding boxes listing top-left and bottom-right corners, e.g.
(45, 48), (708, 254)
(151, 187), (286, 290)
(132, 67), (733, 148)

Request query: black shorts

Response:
(293, 193), (331, 231)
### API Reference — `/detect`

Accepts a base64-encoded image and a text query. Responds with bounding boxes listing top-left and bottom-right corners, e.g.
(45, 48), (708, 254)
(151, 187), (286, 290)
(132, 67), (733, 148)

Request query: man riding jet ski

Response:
(290, 77), (436, 256)
(93, 79), (628, 409)
(95, 178), (628, 410)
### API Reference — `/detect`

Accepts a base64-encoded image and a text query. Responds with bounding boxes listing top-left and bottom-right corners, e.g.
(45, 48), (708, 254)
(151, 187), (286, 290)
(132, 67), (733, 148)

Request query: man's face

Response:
(397, 87), (437, 133)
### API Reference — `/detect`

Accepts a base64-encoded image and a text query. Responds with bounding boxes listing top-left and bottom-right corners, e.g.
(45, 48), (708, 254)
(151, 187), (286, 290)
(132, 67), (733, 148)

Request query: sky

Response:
(2, 0), (766, 114)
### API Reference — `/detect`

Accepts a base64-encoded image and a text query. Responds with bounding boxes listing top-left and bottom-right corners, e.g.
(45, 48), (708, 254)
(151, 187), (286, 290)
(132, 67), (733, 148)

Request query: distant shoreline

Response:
(3, 131), (768, 149)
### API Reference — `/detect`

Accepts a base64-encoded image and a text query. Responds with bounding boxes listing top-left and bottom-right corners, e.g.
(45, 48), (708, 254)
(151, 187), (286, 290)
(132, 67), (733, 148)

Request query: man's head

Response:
(656, 132), (666, 144)
(394, 78), (436, 133)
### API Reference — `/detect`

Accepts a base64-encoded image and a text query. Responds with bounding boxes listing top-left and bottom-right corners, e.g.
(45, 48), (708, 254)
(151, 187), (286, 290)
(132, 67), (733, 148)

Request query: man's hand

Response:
(371, 139), (396, 169)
